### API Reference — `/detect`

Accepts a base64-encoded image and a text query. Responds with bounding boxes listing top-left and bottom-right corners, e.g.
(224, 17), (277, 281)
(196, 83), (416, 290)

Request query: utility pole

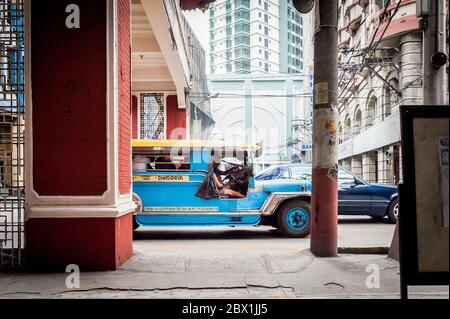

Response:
(421, 0), (448, 105)
(310, 0), (339, 257)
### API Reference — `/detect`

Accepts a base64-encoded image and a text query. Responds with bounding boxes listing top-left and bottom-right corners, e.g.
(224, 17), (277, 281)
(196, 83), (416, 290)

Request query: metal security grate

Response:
(140, 93), (165, 140)
(0, 0), (25, 270)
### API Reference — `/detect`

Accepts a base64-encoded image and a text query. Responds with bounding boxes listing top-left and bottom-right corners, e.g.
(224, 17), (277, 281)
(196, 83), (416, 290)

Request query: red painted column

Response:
(25, 0), (135, 271)
(166, 95), (187, 140)
(310, 0), (339, 257)
(132, 95), (138, 139)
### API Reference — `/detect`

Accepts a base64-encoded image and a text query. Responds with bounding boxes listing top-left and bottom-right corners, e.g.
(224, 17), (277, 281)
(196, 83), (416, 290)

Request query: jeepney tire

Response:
(276, 199), (311, 238)
(133, 216), (140, 231)
(132, 193), (143, 231)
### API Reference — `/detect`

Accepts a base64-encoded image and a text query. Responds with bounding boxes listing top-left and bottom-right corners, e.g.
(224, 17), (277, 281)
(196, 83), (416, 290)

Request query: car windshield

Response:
(338, 168), (356, 186)
(290, 166), (312, 181)
(255, 166), (282, 180)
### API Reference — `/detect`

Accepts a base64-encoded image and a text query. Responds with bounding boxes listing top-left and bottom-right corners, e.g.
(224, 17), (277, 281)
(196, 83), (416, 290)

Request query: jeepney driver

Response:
(211, 157), (246, 199)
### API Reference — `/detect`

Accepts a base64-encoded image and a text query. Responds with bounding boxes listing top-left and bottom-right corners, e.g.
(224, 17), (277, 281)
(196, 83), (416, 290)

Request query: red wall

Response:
(31, 0), (107, 196)
(26, 213), (133, 271)
(132, 95), (138, 139)
(118, 0), (132, 195)
(166, 95), (187, 139)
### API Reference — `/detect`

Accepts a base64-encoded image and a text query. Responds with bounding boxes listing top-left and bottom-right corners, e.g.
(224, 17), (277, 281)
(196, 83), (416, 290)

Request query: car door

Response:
(338, 168), (372, 215)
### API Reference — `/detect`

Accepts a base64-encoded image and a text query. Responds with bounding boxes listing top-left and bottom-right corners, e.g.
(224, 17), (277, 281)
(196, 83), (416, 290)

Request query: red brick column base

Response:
(26, 213), (133, 271)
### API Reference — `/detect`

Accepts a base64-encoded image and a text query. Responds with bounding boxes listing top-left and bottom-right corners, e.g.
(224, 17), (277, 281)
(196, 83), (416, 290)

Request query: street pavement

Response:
(0, 217), (448, 299)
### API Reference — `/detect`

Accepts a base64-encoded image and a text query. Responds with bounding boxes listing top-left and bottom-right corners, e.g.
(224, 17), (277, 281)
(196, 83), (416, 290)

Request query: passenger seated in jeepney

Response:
(211, 157), (246, 199)
(133, 156), (154, 172)
(155, 155), (176, 170)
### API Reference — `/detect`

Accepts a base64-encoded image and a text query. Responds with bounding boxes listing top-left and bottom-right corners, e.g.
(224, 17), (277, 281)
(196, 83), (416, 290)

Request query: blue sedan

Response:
(256, 164), (399, 223)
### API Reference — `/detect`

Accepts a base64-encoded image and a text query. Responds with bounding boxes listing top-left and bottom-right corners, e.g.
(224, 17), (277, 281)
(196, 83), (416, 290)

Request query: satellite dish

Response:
(292, 0), (314, 14)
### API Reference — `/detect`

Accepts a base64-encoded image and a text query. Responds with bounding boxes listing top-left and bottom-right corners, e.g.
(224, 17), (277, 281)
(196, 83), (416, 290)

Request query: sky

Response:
(183, 9), (210, 68)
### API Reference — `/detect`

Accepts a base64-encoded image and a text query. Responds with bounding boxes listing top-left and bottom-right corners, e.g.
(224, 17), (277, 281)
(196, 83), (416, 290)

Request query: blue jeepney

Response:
(132, 140), (312, 237)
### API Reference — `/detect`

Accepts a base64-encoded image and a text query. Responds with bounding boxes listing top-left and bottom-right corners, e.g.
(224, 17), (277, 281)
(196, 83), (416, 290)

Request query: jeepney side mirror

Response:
(255, 147), (262, 158)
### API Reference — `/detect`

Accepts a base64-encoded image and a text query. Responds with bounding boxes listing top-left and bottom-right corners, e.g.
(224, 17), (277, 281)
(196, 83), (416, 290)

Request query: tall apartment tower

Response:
(209, 0), (307, 74)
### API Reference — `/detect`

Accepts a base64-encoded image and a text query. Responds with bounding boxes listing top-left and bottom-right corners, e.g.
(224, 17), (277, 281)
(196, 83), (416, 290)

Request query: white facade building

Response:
(207, 73), (313, 172)
(337, 0), (427, 184)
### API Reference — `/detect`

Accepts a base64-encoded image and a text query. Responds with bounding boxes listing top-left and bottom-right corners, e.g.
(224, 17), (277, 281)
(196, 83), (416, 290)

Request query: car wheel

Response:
(387, 198), (399, 224)
(277, 200), (311, 238)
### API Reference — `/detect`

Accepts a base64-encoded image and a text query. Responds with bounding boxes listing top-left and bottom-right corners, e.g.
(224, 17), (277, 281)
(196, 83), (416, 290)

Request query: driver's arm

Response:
(217, 167), (238, 175)
(212, 172), (224, 189)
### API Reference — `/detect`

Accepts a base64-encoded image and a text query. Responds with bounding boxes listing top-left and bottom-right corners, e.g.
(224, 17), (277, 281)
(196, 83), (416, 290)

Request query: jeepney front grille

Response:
(0, 0), (25, 270)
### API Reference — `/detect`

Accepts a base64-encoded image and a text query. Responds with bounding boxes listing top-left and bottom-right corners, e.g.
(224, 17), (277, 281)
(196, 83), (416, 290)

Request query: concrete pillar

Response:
(25, 0), (135, 271)
(377, 148), (393, 184)
(399, 32), (423, 106)
(351, 156), (362, 178)
(362, 152), (377, 183)
(377, 149), (387, 184)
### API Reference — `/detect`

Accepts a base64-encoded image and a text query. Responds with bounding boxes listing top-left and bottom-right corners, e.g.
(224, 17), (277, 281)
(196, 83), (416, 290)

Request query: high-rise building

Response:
(208, 0), (308, 75)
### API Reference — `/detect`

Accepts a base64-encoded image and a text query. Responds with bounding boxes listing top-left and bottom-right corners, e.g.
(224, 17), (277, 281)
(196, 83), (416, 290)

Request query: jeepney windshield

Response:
(212, 149), (253, 171)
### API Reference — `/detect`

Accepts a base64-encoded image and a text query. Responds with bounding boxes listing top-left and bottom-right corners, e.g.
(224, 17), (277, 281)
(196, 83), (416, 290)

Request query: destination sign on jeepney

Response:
(133, 175), (190, 182)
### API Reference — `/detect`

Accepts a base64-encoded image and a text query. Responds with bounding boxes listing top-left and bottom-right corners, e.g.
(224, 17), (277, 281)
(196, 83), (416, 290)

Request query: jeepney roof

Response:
(132, 139), (261, 151)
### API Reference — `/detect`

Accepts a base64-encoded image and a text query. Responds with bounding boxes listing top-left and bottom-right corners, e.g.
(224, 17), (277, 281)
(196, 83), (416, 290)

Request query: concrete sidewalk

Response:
(0, 249), (448, 299)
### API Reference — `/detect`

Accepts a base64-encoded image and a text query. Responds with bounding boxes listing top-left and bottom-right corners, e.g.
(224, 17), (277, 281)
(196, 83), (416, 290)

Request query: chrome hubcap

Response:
(393, 203), (399, 219)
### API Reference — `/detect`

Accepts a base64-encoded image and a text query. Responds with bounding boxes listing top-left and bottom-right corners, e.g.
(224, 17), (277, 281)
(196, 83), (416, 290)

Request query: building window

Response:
(236, 0), (250, 8)
(235, 21), (250, 33)
(235, 59), (250, 73)
(235, 8), (250, 21)
(366, 96), (377, 128)
(235, 34), (250, 46)
(384, 78), (399, 119)
(235, 47), (250, 58)
(353, 108), (362, 135)
(344, 116), (352, 140)
(140, 93), (165, 140)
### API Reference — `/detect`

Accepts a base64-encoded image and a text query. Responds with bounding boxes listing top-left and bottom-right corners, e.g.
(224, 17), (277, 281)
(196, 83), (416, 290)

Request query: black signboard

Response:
(399, 105), (449, 299)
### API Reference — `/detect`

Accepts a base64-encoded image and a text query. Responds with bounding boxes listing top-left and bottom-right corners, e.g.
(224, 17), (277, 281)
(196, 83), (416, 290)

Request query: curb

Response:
(338, 247), (390, 254)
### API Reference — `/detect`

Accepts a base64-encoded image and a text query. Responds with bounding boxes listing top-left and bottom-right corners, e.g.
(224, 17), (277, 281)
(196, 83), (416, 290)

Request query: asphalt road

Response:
(132, 216), (396, 254)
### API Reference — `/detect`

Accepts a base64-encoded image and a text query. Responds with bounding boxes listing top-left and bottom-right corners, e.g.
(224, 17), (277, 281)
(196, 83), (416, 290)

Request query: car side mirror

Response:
(352, 178), (363, 187)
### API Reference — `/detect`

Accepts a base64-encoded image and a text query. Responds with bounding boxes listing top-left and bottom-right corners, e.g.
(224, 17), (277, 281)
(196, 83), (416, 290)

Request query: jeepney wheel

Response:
(277, 200), (311, 238)
(132, 193), (142, 231)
